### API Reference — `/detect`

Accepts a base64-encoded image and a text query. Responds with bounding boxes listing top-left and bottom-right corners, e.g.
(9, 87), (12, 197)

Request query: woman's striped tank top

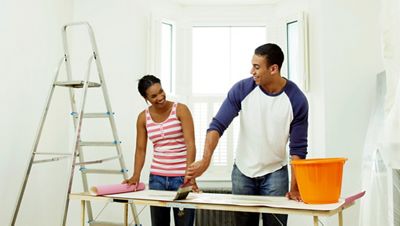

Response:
(145, 102), (187, 176)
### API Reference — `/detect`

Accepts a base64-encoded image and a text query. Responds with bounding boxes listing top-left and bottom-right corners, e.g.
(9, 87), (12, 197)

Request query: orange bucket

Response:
(291, 158), (347, 204)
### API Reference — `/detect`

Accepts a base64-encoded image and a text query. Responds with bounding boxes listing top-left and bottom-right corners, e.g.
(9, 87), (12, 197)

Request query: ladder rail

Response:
(64, 22), (140, 224)
(62, 23), (98, 221)
(90, 29), (141, 225)
(60, 56), (93, 226)
(91, 26), (141, 225)
(11, 57), (65, 226)
(77, 57), (97, 221)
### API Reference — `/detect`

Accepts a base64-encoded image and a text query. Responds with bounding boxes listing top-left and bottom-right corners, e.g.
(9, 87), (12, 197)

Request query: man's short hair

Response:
(254, 43), (284, 69)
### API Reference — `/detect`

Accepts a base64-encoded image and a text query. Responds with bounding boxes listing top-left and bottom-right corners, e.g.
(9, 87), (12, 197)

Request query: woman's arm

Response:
(124, 111), (147, 186)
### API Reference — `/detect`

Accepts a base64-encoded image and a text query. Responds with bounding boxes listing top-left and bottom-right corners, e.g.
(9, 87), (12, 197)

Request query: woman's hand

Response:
(122, 174), (141, 191)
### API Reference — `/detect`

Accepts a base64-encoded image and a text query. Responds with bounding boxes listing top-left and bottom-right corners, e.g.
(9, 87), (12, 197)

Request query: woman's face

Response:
(145, 83), (167, 108)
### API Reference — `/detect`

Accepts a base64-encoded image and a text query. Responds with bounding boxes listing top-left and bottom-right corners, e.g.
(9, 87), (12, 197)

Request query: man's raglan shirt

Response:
(208, 77), (308, 178)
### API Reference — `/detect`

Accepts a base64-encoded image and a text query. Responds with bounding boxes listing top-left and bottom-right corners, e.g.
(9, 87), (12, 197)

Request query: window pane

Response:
(232, 118), (240, 160)
(192, 27), (230, 94)
(192, 26), (266, 95)
(213, 102), (227, 166)
(287, 21), (300, 85)
(230, 27), (266, 84)
(161, 22), (173, 93)
(193, 102), (208, 161)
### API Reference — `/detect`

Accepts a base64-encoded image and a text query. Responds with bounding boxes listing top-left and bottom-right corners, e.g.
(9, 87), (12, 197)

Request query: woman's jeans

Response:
(149, 174), (195, 226)
(232, 164), (289, 226)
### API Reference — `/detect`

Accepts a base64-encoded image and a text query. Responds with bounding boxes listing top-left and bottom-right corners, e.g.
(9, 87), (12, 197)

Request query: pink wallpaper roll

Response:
(90, 182), (146, 196)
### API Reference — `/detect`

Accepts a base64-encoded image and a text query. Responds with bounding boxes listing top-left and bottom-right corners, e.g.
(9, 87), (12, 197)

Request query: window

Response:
(287, 21), (300, 85)
(160, 21), (175, 93)
(192, 26), (266, 94)
(191, 26), (266, 179)
(285, 12), (309, 92)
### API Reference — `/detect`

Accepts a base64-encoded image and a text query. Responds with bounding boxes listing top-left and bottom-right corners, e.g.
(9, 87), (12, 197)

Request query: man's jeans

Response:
(232, 164), (289, 226)
(148, 174), (195, 226)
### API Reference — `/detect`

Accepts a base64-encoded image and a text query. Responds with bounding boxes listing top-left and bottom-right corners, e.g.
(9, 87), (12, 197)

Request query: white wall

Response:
(0, 0), (73, 225)
(0, 0), (153, 225)
(319, 0), (383, 225)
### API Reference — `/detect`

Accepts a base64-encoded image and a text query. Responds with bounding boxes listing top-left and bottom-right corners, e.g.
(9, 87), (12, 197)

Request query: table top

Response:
(70, 190), (355, 217)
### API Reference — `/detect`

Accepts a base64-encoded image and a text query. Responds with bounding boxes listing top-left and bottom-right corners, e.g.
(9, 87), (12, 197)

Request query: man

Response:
(186, 43), (308, 226)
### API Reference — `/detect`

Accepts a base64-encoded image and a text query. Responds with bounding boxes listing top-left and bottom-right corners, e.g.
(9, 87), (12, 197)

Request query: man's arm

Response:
(186, 130), (220, 180)
(286, 88), (309, 201)
(286, 155), (302, 201)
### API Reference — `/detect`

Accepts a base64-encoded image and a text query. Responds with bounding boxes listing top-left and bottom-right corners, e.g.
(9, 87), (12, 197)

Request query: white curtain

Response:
(381, 0), (400, 170)
(360, 0), (400, 225)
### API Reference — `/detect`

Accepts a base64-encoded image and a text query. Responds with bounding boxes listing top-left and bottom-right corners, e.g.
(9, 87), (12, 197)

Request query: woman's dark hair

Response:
(254, 43), (284, 69)
(138, 75), (161, 98)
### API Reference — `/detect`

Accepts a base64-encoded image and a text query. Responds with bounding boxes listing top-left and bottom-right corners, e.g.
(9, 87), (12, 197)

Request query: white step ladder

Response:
(11, 22), (141, 226)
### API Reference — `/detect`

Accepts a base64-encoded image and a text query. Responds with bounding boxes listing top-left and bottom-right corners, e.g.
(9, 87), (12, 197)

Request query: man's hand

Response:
(183, 177), (200, 193)
(186, 159), (210, 180)
(286, 188), (302, 201)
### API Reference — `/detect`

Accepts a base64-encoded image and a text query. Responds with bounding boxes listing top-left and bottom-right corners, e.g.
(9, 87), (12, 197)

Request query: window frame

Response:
(160, 21), (176, 94)
(284, 11), (310, 92)
(148, 16), (177, 96)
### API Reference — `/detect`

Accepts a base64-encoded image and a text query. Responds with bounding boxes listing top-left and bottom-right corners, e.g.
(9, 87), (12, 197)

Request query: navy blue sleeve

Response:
(208, 77), (256, 136)
(285, 81), (309, 158)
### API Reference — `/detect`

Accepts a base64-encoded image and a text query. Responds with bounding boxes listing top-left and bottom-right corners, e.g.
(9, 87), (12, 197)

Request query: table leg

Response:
(338, 210), (343, 226)
(124, 203), (128, 226)
(313, 216), (318, 226)
(81, 200), (86, 226)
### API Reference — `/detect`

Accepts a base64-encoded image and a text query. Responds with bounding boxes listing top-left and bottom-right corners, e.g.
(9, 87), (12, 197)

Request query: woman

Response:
(124, 75), (197, 226)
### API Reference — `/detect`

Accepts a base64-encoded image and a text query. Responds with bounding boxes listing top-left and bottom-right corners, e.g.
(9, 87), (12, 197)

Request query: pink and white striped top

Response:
(146, 102), (187, 177)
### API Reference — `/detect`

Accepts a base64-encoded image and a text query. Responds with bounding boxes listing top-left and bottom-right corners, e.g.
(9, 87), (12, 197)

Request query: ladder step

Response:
(89, 221), (139, 226)
(80, 169), (126, 175)
(34, 152), (73, 156)
(80, 141), (120, 147)
(71, 112), (113, 118)
(54, 80), (101, 88)
(83, 112), (113, 118)
(75, 156), (121, 166)
(33, 156), (70, 164)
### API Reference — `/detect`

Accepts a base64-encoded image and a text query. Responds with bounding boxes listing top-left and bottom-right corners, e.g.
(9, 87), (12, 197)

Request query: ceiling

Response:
(172, 0), (280, 6)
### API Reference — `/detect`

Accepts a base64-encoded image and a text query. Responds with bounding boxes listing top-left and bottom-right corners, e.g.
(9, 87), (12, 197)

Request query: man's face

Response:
(251, 54), (269, 85)
(250, 54), (278, 86)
